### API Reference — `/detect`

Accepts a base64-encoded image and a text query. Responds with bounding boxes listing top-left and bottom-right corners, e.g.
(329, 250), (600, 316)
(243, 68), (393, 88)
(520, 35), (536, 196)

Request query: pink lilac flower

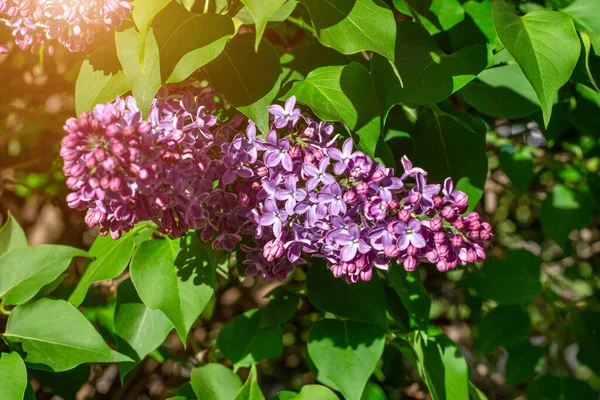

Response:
(0, 0), (132, 53)
(61, 89), (493, 283)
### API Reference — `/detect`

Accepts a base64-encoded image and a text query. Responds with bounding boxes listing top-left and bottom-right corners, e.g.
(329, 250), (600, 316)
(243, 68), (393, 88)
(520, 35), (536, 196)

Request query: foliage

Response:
(1, 0), (600, 399)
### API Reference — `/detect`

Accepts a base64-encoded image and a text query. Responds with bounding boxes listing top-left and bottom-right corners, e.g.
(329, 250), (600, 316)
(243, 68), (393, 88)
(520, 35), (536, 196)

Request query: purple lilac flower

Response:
(392, 220), (426, 250)
(267, 95), (301, 129)
(303, 157), (335, 190)
(62, 90), (493, 283)
(275, 176), (307, 215)
(1, 0), (132, 53)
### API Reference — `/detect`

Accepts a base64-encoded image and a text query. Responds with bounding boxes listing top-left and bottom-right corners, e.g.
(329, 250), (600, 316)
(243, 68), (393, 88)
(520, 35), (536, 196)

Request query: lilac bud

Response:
(360, 268), (373, 281)
(408, 191), (421, 205)
(433, 196), (443, 208)
(436, 244), (449, 258)
(355, 182), (369, 196)
(406, 244), (417, 256)
(256, 166), (269, 177)
(453, 216), (464, 230)
(397, 209), (410, 222)
(109, 177), (122, 192)
(263, 239), (285, 262)
(371, 169), (386, 183)
(65, 118), (80, 132)
(433, 231), (446, 244)
(441, 206), (455, 220)
(94, 147), (106, 162)
(238, 191), (250, 206)
(355, 255), (368, 270)
(480, 229), (491, 240)
(469, 220), (481, 231)
(389, 199), (399, 210)
(85, 155), (97, 169)
(436, 258), (448, 272)
(66, 192), (82, 208)
(430, 217), (442, 231)
(343, 190), (357, 204)
(425, 250), (438, 263)
(304, 153), (315, 164)
(289, 145), (301, 158)
(468, 230), (480, 240)
(450, 235), (463, 248)
(454, 191), (469, 210)
(105, 124), (120, 137)
(122, 125), (135, 137)
(138, 121), (152, 134)
(313, 149), (325, 160)
(385, 245), (400, 257)
(404, 256), (417, 272)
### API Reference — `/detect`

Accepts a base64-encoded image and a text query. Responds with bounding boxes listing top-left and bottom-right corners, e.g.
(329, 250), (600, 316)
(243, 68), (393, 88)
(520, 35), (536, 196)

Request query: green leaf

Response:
(0, 352), (27, 400)
(476, 306), (530, 354)
(75, 39), (131, 115)
(308, 319), (386, 400)
(505, 342), (546, 385)
(203, 33), (282, 133)
(471, 250), (541, 306)
(561, 0), (600, 34)
(371, 22), (490, 120)
(31, 365), (90, 400)
(0, 213), (27, 256)
(217, 308), (283, 367)
(154, 3), (235, 83)
(286, 63), (381, 157)
(259, 289), (299, 329)
(293, 385), (340, 400)
(234, 364), (265, 400)
(69, 232), (136, 307)
(300, 0), (396, 61)
(115, 279), (173, 381)
(579, 31), (600, 92)
(498, 145), (534, 192)
(273, 391), (299, 400)
(130, 234), (216, 344)
(468, 382), (488, 400)
(411, 108), (488, 208)
(460, 64), (541, 119)
(132, 0), (171, 62)
(237, 1), (298, 28)
(394, 0), (465, 35)
(115, 27), (161, 118)
(4, 298), (131, 372)
(463, 0), (501, 49)
(280, 42), (349, 87)
(406, 332), (469, 400)
(191, 363), (243, 400)
(526, 377), (596, 400)
(540, 184), (594, 249)
(572, 309), (600, 376)
(241, 0), (287, 51)
(0, 245), (88, 306)
(388, 264), (431, 330)
(493, 1), (581, 126)
(361, 382), (387, 400)
(306, 260), (387, 328)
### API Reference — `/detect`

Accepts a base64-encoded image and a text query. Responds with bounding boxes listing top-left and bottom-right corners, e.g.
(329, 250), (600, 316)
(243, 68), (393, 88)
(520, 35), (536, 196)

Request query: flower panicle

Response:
(61, 90), (493, 282)
(0, 0), (132, 53)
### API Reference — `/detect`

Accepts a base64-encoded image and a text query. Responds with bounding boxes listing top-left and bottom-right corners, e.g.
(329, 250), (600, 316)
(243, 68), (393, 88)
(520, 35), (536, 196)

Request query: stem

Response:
(0, 301), (10, 315)
(203, 0), (210, 14)
(287, 16), (316, 37)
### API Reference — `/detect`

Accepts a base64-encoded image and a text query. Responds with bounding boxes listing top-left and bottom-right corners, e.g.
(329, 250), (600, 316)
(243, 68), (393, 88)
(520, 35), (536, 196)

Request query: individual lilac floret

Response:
(267, 95), (301, 129)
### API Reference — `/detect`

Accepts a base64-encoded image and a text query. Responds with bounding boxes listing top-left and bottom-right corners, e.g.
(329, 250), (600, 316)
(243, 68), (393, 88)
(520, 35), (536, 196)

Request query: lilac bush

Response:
(0, 0), (132, 53)
(61, 88), (492, 282)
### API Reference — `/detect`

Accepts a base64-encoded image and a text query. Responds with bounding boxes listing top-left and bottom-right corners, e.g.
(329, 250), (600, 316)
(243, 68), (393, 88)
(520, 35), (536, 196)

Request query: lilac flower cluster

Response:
(0, 0), (131, 54)
(240, 97), (492, 282)
(61, 87), (228, 239)
(61, 89), (492, 282)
